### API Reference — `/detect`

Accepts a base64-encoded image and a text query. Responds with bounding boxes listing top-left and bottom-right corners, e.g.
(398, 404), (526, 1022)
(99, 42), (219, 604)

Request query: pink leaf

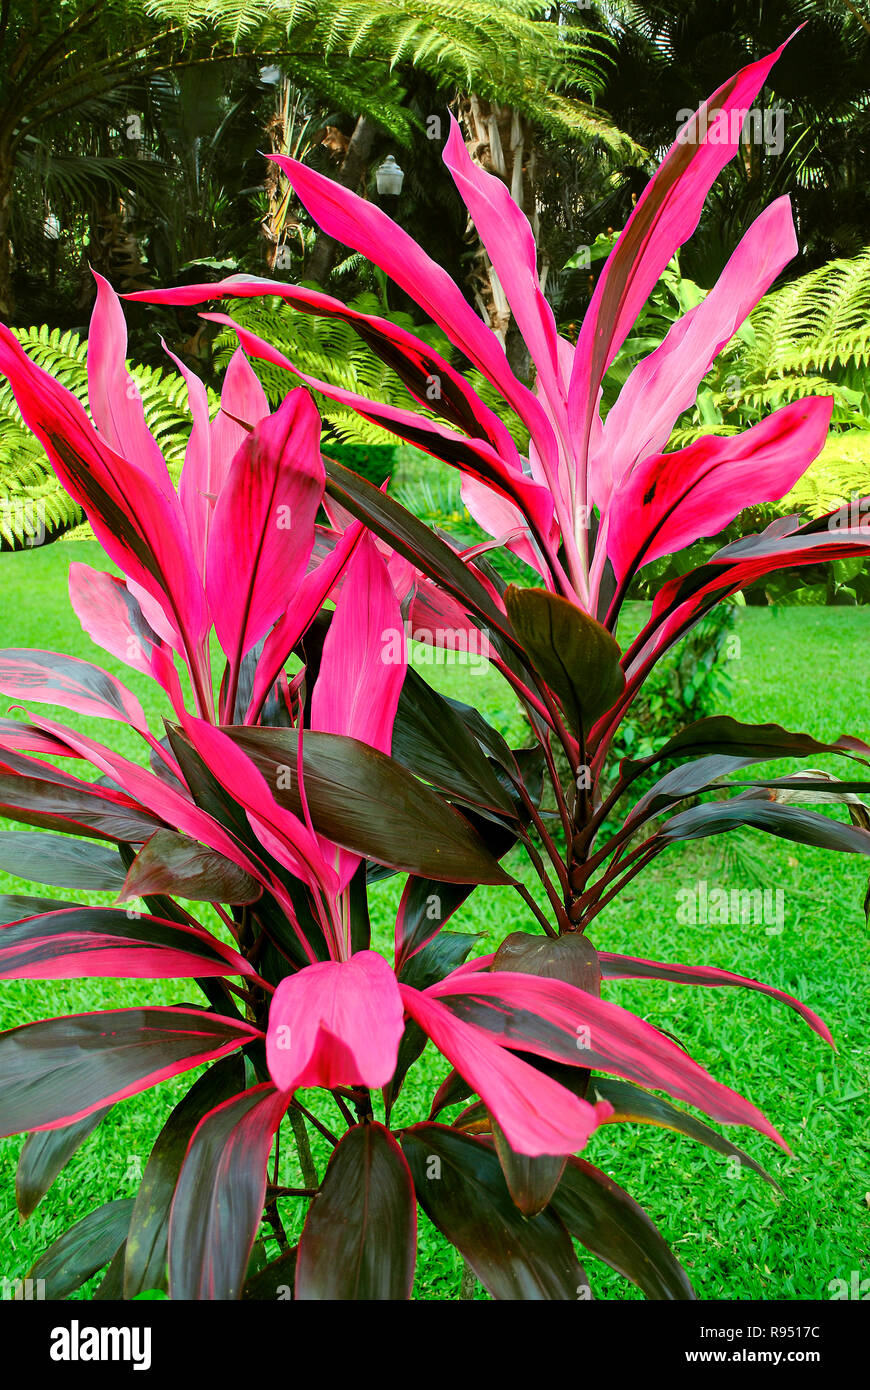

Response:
(569, 36), (795, 503)
(0, 326), (209, 665)
(68, 563), (185, 713)
(591, 196), (799, 512)
(201, 312), (555, 543)
(443, 118), (564, 422)
(179, 714), (337, 900)
(87, 273), (171, 493)
(599, 952), (833, 1046)
(0, 648), (150, 734)
(128, 276), (519, 463)
(266, 951), (405, 1092)
(311, 532), (406, 756)
(400, 984), (612, 1157)
(248, 518), (364, 724)
(206, 388), (324, 673)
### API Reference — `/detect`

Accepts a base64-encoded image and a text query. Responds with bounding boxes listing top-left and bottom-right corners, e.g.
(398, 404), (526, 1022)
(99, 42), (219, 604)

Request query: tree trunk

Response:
(306, 115), (377, 284)
(0, 152), (15, 321)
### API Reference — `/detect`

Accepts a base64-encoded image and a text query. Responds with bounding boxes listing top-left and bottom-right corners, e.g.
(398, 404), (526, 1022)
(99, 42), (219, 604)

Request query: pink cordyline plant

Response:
(0, 34), (868, 1300)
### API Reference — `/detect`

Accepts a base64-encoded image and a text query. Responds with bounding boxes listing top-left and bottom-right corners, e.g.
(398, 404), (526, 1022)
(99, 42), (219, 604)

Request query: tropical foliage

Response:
(0, 36), (868, 1301)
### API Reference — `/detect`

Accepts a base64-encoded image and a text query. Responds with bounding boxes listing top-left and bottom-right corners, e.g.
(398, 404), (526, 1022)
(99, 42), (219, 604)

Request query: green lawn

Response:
(0, 541), (867, 1301)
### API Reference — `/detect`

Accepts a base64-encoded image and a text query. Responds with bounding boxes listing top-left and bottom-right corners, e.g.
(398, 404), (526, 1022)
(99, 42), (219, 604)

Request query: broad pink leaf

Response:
(311, 532), (406, 756)
(266, 951), (405, 1092)
(400, 984), (612, 1157)
(598, 396), (833, 591)
(310, 532), (407, 889)
(248, 518), (364, 723)
(206, 388), (324, 671)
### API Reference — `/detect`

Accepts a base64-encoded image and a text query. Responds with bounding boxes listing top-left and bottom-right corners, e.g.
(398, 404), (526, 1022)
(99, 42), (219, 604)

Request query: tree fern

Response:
(145, 0), (624, 148)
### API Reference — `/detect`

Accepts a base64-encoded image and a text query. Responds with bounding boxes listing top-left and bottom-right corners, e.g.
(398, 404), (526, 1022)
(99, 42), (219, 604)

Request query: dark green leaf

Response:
(226, 727), (511, 885)
(392, 668), (517, 817)
(589, 1077), (779, 1188)
(125, 1055), (245, 1297)
(550, 1156), (695, 1300)
(402, 1124), (587, 1300)
(296, 1123), (416, 1300)
(505, 586), (625, 737)
(242, 1247), (298, 1300)
(0, 831), (125, 890)
(169, 1084), (288, 1301)
(29, 1198), (134, 1299)
(120, 829), (263, 905)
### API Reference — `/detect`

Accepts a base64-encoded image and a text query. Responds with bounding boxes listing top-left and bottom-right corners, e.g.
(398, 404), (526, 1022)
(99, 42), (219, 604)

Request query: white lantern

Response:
(376, 155), (405, 197)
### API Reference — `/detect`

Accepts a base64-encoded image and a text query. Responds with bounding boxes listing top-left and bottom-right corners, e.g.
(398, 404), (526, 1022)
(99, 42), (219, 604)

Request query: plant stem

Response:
(288, 1106), (321, 1188)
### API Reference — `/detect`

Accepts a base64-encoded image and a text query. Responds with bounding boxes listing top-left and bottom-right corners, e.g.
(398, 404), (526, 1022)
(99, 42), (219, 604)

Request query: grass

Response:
(0, 541), (868, 1301)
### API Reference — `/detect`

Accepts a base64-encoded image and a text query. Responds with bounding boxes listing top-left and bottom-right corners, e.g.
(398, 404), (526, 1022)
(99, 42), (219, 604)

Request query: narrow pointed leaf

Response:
(0, 831), (125, 890)
(28, 1198), (134, 1300)
(16, 1106), (112, 1220)
(550, 1157), (695, 1300)
(0, 648), (150, 733)
(0, 1007), (258, 1136)
(590, 1077), (780, 1187)
(125, 1056), (245, 1297)
(429, 971), (787, 1147)
(599, 952), (833, 1045)
(168, 1084), (288, 1301)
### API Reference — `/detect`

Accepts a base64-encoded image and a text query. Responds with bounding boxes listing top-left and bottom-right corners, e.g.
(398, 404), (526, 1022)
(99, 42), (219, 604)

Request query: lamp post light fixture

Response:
(375, 154), (405, 197)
